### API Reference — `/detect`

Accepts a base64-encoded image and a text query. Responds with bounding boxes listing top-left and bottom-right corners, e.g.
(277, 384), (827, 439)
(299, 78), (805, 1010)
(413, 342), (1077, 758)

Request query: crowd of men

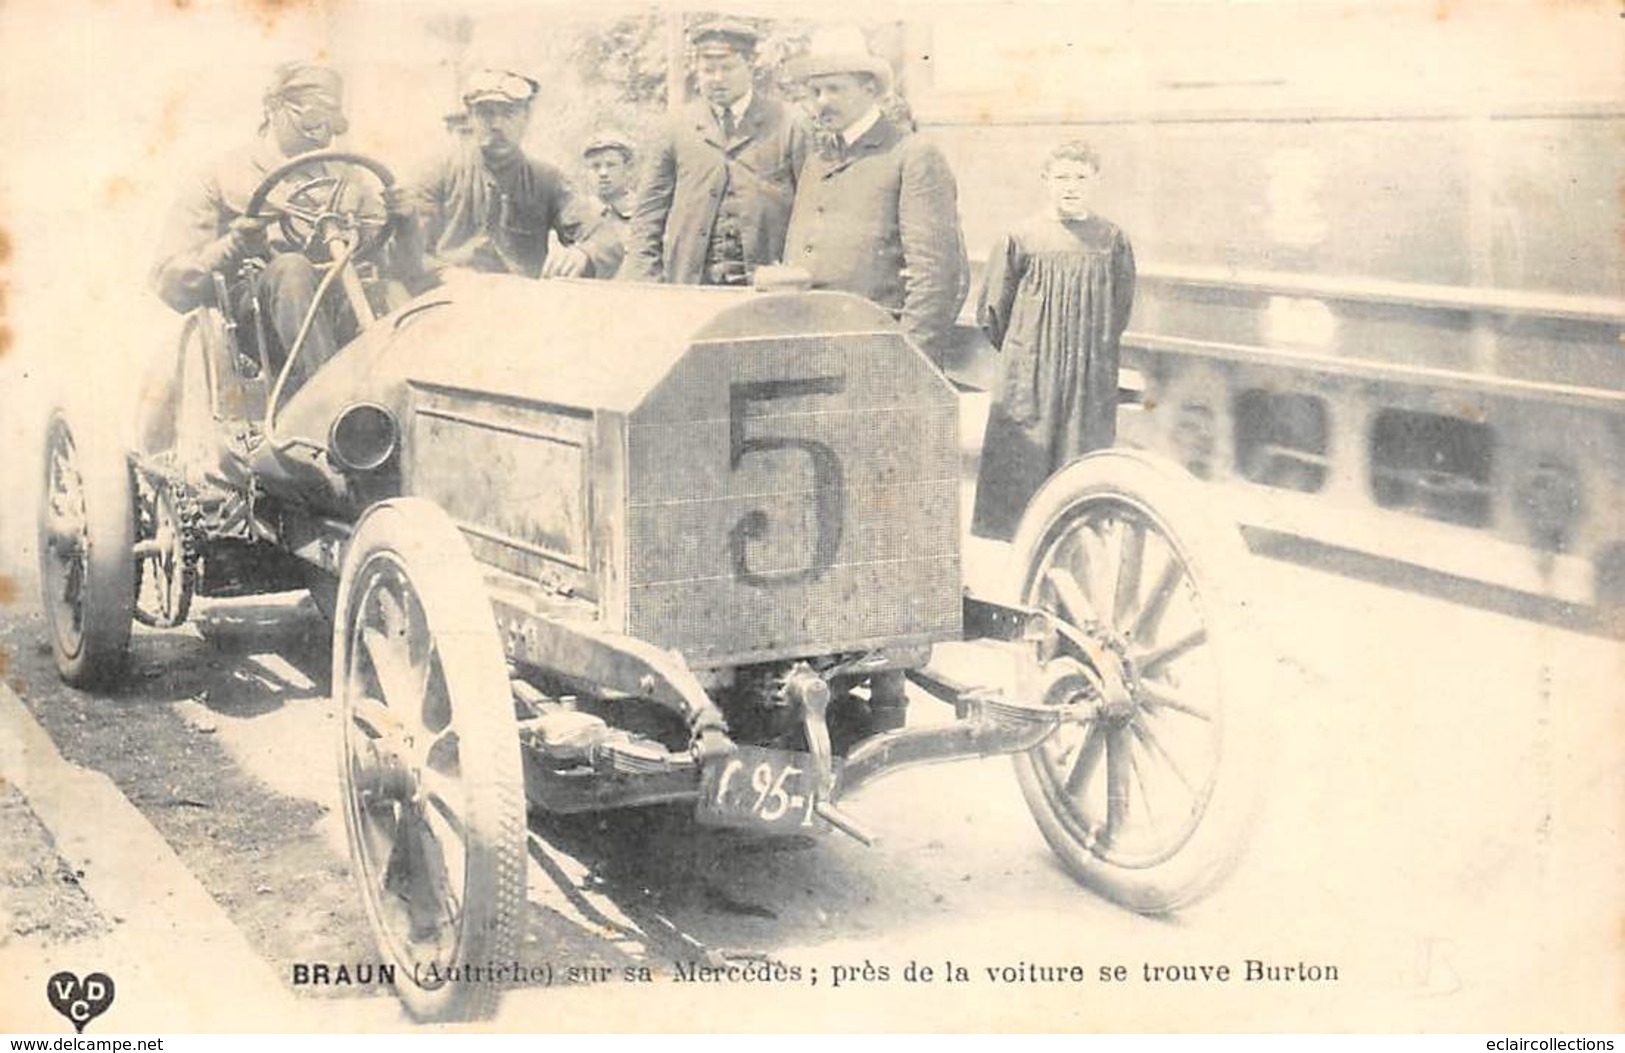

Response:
(148, 19), (971, 383)
(146, 19), (1134, 548)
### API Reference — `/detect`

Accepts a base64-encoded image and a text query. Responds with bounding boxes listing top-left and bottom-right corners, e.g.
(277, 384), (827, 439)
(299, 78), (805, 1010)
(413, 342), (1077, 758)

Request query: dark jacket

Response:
(782, 114), (968, 363)
(624, 95), (810, 284)
(404, 145), (621, 281)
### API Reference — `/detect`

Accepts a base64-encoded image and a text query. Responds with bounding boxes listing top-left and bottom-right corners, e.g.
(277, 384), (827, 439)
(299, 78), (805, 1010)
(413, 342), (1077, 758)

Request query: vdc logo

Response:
(46, 971), (115, 1033)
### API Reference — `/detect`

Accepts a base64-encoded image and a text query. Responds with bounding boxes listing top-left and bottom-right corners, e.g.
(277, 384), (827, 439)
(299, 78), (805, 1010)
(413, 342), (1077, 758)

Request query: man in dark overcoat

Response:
(623, 19), (811, 286)
(781, 46), (968, 365)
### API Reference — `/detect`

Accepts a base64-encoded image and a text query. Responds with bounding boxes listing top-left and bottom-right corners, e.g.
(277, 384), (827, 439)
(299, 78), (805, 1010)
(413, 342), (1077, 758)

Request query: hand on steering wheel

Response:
(243, 150), (397, 264)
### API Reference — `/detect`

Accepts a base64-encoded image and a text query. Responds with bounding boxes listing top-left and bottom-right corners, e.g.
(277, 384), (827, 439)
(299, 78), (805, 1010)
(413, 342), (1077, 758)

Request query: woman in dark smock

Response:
(971, 141), (1136, 540)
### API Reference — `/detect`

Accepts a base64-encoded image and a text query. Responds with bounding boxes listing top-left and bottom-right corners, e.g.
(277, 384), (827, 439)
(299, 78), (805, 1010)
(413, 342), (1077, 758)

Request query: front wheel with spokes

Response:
(1008, 451), (1269, 913)
(333, 498), (525, 1022)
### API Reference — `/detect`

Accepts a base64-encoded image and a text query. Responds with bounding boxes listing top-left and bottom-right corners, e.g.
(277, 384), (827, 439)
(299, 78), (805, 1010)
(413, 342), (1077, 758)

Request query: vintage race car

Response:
(38, 150), (1267, 1021)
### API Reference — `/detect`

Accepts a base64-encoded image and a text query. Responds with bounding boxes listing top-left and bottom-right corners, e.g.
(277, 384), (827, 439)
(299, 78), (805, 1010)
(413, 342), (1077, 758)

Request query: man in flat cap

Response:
(623, 19), (811, 286)
(396, 68), (621, 283)
(581, 131), (637, 278)
(783, 45), (968, 365)
(145, 62), (402, 449)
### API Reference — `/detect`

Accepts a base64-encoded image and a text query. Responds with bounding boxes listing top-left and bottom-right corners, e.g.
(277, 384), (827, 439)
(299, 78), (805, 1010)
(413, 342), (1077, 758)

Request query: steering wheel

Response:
(244, 150), (397, 264)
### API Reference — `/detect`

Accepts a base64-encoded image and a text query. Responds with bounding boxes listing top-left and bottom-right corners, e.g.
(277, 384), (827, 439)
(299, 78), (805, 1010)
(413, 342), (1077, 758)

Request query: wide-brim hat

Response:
(790, 50), (894, 94)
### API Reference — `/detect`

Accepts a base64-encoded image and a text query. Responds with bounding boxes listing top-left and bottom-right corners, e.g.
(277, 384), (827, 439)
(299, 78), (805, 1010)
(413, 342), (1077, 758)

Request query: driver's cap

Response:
(266, 61), (349, 134)
(462, 69), (539, 107)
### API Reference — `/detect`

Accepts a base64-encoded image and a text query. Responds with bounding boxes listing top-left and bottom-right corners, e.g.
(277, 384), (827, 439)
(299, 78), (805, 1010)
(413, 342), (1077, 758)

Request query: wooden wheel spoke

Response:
(350, 694), (404, 741)
(1045, 566), (1102, 628)
(419, 648), (454, 736)
(1138, 679), (1214, 722)
(1130, 720), (1197, 798)
(384, 807), (453, 943)
(361, 625), (430, 718)
(1128, 558), (1184, 645)
(421, 769), (467, 845)
(1104, 729), (1133, 842)
(1073, 525), (1114, 626)
(1139, 627), (1207, 679)
(1112, 519), (1147, 632)
(414, 803), (463, 925)
(418, 723), (459, 775)
(1128, 735), (1157, 827)
(1064, 721), (1106, 796)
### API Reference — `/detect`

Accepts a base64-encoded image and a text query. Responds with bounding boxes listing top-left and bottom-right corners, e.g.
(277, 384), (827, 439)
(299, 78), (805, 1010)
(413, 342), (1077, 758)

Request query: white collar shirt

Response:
(839, 106), (883, 148)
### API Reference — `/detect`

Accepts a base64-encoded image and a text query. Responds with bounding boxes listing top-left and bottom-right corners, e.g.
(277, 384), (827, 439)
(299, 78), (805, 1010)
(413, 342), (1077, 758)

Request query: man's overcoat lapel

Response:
(819, 115), (898, 179)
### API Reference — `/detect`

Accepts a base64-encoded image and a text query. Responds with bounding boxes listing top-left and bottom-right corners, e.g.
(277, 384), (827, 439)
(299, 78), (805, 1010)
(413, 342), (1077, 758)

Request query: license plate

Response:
(697, 745), (825, 834)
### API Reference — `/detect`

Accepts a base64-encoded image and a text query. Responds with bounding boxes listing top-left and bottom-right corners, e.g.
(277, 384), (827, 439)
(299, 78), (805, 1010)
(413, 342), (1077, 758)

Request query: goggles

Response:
(274, 90), (347, 135)
(462, 70), (538, 106)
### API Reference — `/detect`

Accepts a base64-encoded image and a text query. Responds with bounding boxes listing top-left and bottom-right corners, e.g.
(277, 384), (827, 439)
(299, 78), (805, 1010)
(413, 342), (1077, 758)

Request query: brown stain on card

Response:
(102, 176), (136, 209)
(241, 0), (324, 33)
(146, 93), (184, 159)
(0, 579), (19, 688)
(0, 221), (9, 361)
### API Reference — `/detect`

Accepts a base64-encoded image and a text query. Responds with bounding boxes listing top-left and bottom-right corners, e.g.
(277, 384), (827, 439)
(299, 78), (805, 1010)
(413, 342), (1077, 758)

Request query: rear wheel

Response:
(333, 499), (525, 1021)
(1009, 451), (1268, 913)
(38, 409), (137, 687)
(134, 480), (193, 629)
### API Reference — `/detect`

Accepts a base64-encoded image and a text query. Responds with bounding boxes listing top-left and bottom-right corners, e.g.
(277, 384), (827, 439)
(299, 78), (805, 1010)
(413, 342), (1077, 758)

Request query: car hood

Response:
(273, 274), (900, 445)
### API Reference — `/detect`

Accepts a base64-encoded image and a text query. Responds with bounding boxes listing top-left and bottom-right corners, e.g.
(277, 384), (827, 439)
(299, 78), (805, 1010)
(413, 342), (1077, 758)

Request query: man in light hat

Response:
(580, 131), (637, 278)
(623, 19), (811, 286)
(783, 44), (968, 366)
(396, 68), (621, 283)
(145, 61), (403, 449)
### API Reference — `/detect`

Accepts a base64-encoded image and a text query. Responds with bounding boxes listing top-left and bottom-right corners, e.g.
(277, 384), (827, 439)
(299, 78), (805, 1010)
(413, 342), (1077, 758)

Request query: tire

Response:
(1007, 450), (1269, 913)
(332, 498), (525, 1021)
(37, 408), (137, 687)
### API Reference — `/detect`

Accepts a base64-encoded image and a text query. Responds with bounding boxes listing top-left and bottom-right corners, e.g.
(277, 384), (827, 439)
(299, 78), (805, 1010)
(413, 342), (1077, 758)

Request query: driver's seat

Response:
(134, 274), (266, 493)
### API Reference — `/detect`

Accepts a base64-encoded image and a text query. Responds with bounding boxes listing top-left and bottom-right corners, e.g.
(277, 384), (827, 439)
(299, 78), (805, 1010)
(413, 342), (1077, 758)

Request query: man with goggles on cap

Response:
(145, 62), (406, 449)
(622, 19), (810, 286)
(394, 69), (621, 283)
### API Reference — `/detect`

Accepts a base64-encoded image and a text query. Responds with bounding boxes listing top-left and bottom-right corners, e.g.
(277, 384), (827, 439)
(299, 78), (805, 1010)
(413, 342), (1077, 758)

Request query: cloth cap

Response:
(791, 49), (894, 94)
(582, 130), (635, 159)
(265, 61), (348, 134)
(462, 68), (539, 107)
(690, 18), (758, 57)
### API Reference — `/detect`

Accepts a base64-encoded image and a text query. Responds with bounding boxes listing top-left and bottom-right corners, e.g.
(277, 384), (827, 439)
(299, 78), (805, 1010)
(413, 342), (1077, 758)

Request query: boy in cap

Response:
(581, 131), (636, 277)
(396, 68), (621, 283)
(623, 19), (810, 285)
(783, 43), (967, 366)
